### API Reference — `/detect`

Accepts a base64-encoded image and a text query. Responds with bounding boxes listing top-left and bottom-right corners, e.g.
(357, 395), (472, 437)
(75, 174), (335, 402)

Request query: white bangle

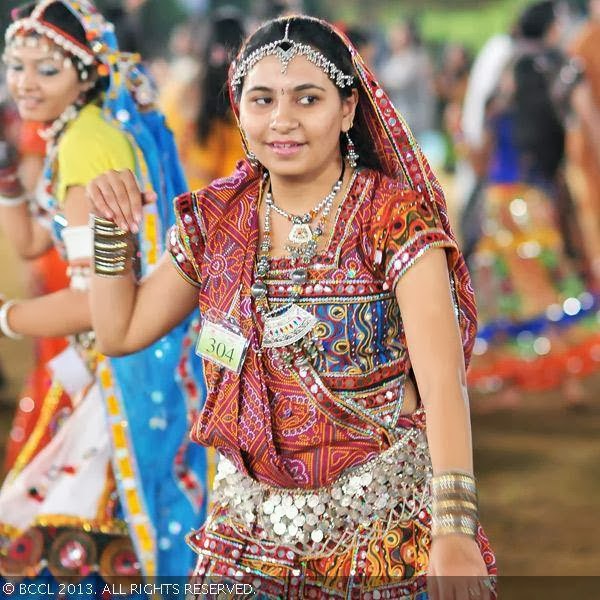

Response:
(0, 300), (23, 340)
(62, 225), (93, 261)
(0, 193), (28, 207)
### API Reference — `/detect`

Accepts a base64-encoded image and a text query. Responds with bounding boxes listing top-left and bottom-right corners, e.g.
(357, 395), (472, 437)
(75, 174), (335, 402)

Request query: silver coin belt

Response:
(211, 426), (432, 559)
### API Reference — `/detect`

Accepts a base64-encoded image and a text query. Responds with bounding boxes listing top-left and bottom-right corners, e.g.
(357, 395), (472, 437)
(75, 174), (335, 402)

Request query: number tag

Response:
(195, 309), (249, 374)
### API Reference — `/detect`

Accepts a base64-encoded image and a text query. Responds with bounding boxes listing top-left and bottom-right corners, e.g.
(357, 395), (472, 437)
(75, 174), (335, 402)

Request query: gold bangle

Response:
(432, 499), (478, 511)
(432, 472), (476, 485)
(431, 524), (478, 538)
(92, 214), (134, 278)
(94, 240), (129, 251)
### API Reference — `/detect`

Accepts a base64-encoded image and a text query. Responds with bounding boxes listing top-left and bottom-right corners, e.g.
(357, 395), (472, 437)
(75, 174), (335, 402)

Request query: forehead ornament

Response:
(231, 20), (354, 92)
(4, 0), (99, 67)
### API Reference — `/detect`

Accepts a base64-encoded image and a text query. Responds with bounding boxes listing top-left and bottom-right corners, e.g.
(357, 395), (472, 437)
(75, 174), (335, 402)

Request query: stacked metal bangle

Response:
(92, 215), (133, 277)
(0, 193), (27, 207)
(431, 471), (478, 538)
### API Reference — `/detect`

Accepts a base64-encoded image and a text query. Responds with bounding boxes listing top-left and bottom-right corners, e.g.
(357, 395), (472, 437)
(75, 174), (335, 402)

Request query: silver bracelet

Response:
(0, 299), (23, 340)
(431, 471), (479, 539)
(0, 193), (28, 207)
(90, 214), (133, 277)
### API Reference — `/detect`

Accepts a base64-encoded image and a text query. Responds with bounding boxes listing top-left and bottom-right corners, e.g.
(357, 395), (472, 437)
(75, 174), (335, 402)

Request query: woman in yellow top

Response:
(162, 10), (245, 190)
(0, 0), (209, 583)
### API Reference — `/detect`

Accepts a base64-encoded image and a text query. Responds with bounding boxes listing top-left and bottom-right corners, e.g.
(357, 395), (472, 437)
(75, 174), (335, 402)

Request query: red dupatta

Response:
(188, 17), (477, 486)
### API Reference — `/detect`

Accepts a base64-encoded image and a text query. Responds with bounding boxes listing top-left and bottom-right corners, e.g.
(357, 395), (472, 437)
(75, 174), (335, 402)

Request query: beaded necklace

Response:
(252, 162), (345, 309)
(37, 103), (83, 220)
(251, 163), (348, 359)
(266, 166), (343, 263)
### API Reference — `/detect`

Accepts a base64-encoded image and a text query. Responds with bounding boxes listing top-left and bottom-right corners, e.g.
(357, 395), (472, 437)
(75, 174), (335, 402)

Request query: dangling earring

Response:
(247, 149), (259, 168)
(345, 131), (359, 168)
(241, 129), (260, 168)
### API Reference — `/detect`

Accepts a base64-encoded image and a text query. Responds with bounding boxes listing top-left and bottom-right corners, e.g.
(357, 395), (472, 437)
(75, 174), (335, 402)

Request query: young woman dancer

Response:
(0, 0), (208, 584)
(87, 16), (497, 599)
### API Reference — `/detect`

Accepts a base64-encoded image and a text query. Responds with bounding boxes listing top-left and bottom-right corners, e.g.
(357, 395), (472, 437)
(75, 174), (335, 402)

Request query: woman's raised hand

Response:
(86, 169), (157, 234)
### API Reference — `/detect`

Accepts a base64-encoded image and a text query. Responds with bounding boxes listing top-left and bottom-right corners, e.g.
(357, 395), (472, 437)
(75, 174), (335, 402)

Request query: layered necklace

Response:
(267, 162), (344, 263)
(40, 103), (83, 214)
(251, 163), (346, 356)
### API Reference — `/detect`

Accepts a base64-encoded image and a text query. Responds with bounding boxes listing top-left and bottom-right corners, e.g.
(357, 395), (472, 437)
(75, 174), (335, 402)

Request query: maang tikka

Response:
(231, 19), (355, 93)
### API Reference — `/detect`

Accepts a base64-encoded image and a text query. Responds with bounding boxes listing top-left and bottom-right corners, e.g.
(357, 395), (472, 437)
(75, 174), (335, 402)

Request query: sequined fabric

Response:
(186, 509), (497, 599)
(209, 426), (431, 558)
(168, 168), (457, 488)
(167, 16), (495, 593)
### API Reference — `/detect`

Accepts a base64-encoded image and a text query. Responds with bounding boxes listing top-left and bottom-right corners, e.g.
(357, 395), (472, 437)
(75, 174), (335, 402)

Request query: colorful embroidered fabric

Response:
(467, 105), (600, 393)
(468, 181), (600, 392)
(167, 15), (495, 594)
(169, 168), (457, 488)
(186, 506), (496, 599)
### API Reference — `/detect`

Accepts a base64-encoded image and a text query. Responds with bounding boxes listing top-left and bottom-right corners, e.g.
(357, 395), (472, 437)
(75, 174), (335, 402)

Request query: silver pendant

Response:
(262, 303), (318, 348)
(288, 223), (313, 245)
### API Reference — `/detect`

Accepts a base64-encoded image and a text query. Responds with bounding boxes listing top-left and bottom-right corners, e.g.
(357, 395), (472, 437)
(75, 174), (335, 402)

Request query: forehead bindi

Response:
(243, 54), (336, 94)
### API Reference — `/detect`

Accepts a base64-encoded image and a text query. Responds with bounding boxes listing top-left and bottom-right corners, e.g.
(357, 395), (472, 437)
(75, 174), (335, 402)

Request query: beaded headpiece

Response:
(4, 0), (105, 67)
(230, 19), (355, 92)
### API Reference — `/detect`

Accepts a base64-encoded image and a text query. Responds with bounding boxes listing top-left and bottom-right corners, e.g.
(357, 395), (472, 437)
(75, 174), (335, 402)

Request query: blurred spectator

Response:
(569, 0), (600, 284)
(102, 0), (149, 54)
(460, 32), (516, 258)
(254, 0), (305, 20)
(161, 9), (245, 190)
(435, 43), (472, 171)
(379, 20), (436, 139)
(99, 0), (186, 59)
(467, 0), (600, 405)
(346, 26), (378, 72)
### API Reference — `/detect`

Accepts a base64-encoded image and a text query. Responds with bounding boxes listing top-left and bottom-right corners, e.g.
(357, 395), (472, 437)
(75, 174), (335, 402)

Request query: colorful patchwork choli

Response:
(168, 165), (497, 596)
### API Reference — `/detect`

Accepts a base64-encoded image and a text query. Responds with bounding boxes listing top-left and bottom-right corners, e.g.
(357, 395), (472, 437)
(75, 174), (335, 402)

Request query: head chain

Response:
(231, 20), (355, 93)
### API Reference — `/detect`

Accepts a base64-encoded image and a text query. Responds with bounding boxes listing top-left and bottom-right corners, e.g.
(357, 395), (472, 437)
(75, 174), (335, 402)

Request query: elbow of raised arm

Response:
(93, 326), (149, 357)
(94, 337), (128, 357)
(16, 244), (46, 261)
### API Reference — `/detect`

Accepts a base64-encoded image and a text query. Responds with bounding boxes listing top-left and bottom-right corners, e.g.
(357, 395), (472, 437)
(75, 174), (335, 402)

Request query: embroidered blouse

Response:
(168, 167), (458, 488)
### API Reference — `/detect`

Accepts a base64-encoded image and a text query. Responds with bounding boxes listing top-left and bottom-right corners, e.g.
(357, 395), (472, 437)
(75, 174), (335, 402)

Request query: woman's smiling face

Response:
(238, 54), (357, 181)
(4, 36), (88, 122)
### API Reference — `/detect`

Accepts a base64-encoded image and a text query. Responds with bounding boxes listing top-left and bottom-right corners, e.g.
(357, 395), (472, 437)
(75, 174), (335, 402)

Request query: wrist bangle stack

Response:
(0, 193), (27, 207)
(91, 215), (133, 277)
(0, 299), (23, 340)
(431, 471), (478, 539)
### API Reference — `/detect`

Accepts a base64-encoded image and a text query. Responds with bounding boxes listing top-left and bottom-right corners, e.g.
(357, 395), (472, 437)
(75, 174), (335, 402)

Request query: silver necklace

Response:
(265, 163), (345, 263)
(38, 103), (81, 142)
(251, 165), (348, 357)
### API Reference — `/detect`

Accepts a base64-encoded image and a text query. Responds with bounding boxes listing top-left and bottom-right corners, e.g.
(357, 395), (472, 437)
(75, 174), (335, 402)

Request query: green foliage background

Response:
(0, 0), (589, 54)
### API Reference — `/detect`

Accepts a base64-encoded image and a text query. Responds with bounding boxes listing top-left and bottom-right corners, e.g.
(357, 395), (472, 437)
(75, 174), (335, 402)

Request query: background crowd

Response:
(1, 0), (599, 586)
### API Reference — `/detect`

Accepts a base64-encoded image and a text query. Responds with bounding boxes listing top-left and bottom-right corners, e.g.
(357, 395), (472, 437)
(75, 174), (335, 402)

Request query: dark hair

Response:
(13, 1), (107, 100)
(519, 1), (557, 40)
(234, 17), (380, 170)
(346, 27), (370, 52)
(195, 10), (245, 145)
(513, 51), (564, 177)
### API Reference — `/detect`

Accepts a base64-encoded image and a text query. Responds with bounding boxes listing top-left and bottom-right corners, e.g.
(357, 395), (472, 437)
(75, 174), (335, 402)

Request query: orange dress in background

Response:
(162, 90), (243, 190)
(569, 21), (600, 282)
(2, 121), (70, 474)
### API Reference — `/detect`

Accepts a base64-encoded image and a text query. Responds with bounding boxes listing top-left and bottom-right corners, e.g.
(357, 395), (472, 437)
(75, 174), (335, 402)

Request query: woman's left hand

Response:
(428, 534), (493, 600)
